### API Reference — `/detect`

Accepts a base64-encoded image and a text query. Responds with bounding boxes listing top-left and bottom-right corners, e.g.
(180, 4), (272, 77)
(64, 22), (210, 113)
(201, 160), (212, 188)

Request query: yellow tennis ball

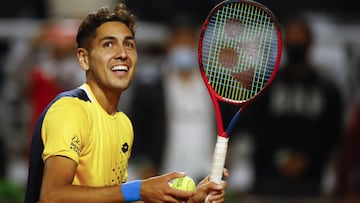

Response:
(171, 176), (196, 192)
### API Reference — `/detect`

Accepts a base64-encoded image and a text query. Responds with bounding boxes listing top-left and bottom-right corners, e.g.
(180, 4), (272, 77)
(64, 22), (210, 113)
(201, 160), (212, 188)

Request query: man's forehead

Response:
(95, 21), (134, 39)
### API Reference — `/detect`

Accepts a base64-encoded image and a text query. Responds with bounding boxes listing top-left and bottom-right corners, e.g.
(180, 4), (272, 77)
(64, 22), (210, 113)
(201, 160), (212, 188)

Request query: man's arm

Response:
(40, 156), (195, 203)
(40, 156), (124, 203)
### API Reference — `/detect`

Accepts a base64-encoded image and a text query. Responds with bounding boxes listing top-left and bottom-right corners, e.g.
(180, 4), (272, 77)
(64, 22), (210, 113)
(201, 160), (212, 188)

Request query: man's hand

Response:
(140, 171), (195, 203)
(188, 169), (229, 203)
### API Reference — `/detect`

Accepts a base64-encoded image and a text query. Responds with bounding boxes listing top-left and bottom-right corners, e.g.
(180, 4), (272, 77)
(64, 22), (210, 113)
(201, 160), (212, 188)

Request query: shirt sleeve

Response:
(41, 98), (90, 164)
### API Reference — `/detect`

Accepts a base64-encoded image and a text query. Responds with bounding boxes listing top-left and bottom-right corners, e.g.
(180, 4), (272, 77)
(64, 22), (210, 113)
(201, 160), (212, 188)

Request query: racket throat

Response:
(219, 131), (228, 137)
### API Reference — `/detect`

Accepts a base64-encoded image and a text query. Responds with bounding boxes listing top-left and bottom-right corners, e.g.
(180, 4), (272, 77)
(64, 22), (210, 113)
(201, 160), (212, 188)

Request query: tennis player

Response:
(24, 2), (227, 203)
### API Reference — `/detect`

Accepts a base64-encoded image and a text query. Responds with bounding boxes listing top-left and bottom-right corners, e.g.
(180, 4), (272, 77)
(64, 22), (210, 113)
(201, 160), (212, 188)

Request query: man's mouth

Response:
(111, 65), (129, 72)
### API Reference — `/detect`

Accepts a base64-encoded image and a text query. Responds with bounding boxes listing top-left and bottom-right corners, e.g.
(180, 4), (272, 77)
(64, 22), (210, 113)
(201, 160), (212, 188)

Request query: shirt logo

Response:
(121, 142), (129, 153)
(70, 136), (81, 155)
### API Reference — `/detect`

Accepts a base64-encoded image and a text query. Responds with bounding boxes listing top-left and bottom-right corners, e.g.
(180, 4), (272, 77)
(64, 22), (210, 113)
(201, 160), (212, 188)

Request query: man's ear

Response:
(77, 48), (89, 71)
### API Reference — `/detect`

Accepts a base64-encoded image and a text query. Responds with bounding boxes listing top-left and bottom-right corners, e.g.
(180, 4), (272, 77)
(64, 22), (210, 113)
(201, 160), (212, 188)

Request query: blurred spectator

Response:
(0, 20), (84, 192)
(335, 89), (360, 197)
(228, 16), (344, 196)
(130, 16), (215, 181)
(160, 18), (215, 182)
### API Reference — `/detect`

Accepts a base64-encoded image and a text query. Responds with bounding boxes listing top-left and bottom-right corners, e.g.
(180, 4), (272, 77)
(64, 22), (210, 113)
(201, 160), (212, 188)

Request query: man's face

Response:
(80, 21), (137, 93)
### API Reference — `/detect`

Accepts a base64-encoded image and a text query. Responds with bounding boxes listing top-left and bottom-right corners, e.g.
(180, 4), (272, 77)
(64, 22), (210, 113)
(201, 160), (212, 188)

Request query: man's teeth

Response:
(112, 66), (128, 71)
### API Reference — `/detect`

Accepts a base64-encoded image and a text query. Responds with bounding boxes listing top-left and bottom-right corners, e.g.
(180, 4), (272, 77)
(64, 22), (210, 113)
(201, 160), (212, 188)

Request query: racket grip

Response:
(205, 136), (228, 203)
(209, 136), (229, 184)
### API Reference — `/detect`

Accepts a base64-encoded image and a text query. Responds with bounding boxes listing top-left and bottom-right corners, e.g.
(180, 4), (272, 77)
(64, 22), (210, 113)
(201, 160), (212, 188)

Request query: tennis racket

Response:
(198, 0), (282, 192)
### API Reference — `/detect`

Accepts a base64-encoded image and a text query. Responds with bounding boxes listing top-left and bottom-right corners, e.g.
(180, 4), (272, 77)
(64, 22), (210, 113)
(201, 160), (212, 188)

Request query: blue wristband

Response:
(120, 180), (142, 202)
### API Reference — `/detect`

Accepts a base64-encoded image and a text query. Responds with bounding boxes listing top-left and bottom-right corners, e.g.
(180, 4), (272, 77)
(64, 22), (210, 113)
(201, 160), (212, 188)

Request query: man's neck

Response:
(87, 83), (121, 115)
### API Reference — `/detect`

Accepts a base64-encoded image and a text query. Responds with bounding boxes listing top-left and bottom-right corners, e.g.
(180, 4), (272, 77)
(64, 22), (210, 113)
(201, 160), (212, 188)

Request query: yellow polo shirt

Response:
(41, 83), (133, 186)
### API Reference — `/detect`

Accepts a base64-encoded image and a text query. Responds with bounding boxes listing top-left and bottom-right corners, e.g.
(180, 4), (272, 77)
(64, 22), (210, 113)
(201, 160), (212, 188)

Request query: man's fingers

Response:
(165, 171), (187, 182)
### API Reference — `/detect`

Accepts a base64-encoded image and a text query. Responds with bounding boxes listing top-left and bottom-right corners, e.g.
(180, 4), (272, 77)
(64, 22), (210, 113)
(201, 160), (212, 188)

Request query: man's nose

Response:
(115, 45), (127, 59)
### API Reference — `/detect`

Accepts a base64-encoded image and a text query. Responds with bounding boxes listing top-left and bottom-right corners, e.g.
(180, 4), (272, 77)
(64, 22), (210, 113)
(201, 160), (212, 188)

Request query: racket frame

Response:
(198, 0), (282, 138)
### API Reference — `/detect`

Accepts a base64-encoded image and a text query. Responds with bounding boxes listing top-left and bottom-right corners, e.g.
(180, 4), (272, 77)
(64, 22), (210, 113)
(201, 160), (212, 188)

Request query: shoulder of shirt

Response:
(117, 111), (132, 123)
(116, 111), (133, 130)
(47, 84), (93, 112)
(56, 84), (93, 101)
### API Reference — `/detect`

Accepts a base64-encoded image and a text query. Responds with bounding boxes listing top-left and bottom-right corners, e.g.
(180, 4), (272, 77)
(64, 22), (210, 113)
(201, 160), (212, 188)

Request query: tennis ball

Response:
(170, 176), (196, 192)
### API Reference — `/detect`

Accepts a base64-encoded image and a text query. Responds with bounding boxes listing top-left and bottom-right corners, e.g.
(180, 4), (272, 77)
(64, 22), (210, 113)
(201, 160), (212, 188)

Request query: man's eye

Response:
(104, 41), (113, 48)
(124, 41), (135, 49)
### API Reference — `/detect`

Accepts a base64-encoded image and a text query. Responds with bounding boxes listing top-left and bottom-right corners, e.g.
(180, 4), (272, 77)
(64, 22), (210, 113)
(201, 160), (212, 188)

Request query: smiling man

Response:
(24, 3), (227, 203)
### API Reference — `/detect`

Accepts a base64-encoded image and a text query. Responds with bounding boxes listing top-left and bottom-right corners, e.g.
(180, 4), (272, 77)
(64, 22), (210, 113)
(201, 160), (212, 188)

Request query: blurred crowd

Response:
(0, 0), (360, 202)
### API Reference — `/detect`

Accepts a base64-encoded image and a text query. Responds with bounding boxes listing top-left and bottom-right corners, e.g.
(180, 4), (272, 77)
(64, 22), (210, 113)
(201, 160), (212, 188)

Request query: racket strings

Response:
(202, 1), (279, 102)
(252, 5), (274, 98)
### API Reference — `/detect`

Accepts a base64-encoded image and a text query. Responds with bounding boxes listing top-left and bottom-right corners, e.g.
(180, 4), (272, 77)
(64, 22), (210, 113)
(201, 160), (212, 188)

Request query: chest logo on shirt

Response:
(121, 142), (129, 153)
(270, 83), (324, 119)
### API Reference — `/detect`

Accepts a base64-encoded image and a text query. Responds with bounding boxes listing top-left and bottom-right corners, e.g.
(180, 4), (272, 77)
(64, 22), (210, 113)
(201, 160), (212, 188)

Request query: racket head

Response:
(198, 0), (282, 105)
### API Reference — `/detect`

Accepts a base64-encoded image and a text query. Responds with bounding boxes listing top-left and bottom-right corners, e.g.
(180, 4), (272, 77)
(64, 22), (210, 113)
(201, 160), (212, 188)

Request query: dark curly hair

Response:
(76, 3), (136, 48)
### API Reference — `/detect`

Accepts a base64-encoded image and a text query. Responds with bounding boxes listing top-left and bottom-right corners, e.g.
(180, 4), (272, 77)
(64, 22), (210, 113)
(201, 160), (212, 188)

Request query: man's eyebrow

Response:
(125, 36), (135, 41)
(99, 35), (135, 42)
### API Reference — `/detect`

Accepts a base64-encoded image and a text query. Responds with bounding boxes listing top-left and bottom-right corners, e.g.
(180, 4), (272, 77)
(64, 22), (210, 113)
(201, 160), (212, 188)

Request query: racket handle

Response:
(205, 136), (228, 203)
(209, 136), (229, 183)
(209, 136), (228, 183)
